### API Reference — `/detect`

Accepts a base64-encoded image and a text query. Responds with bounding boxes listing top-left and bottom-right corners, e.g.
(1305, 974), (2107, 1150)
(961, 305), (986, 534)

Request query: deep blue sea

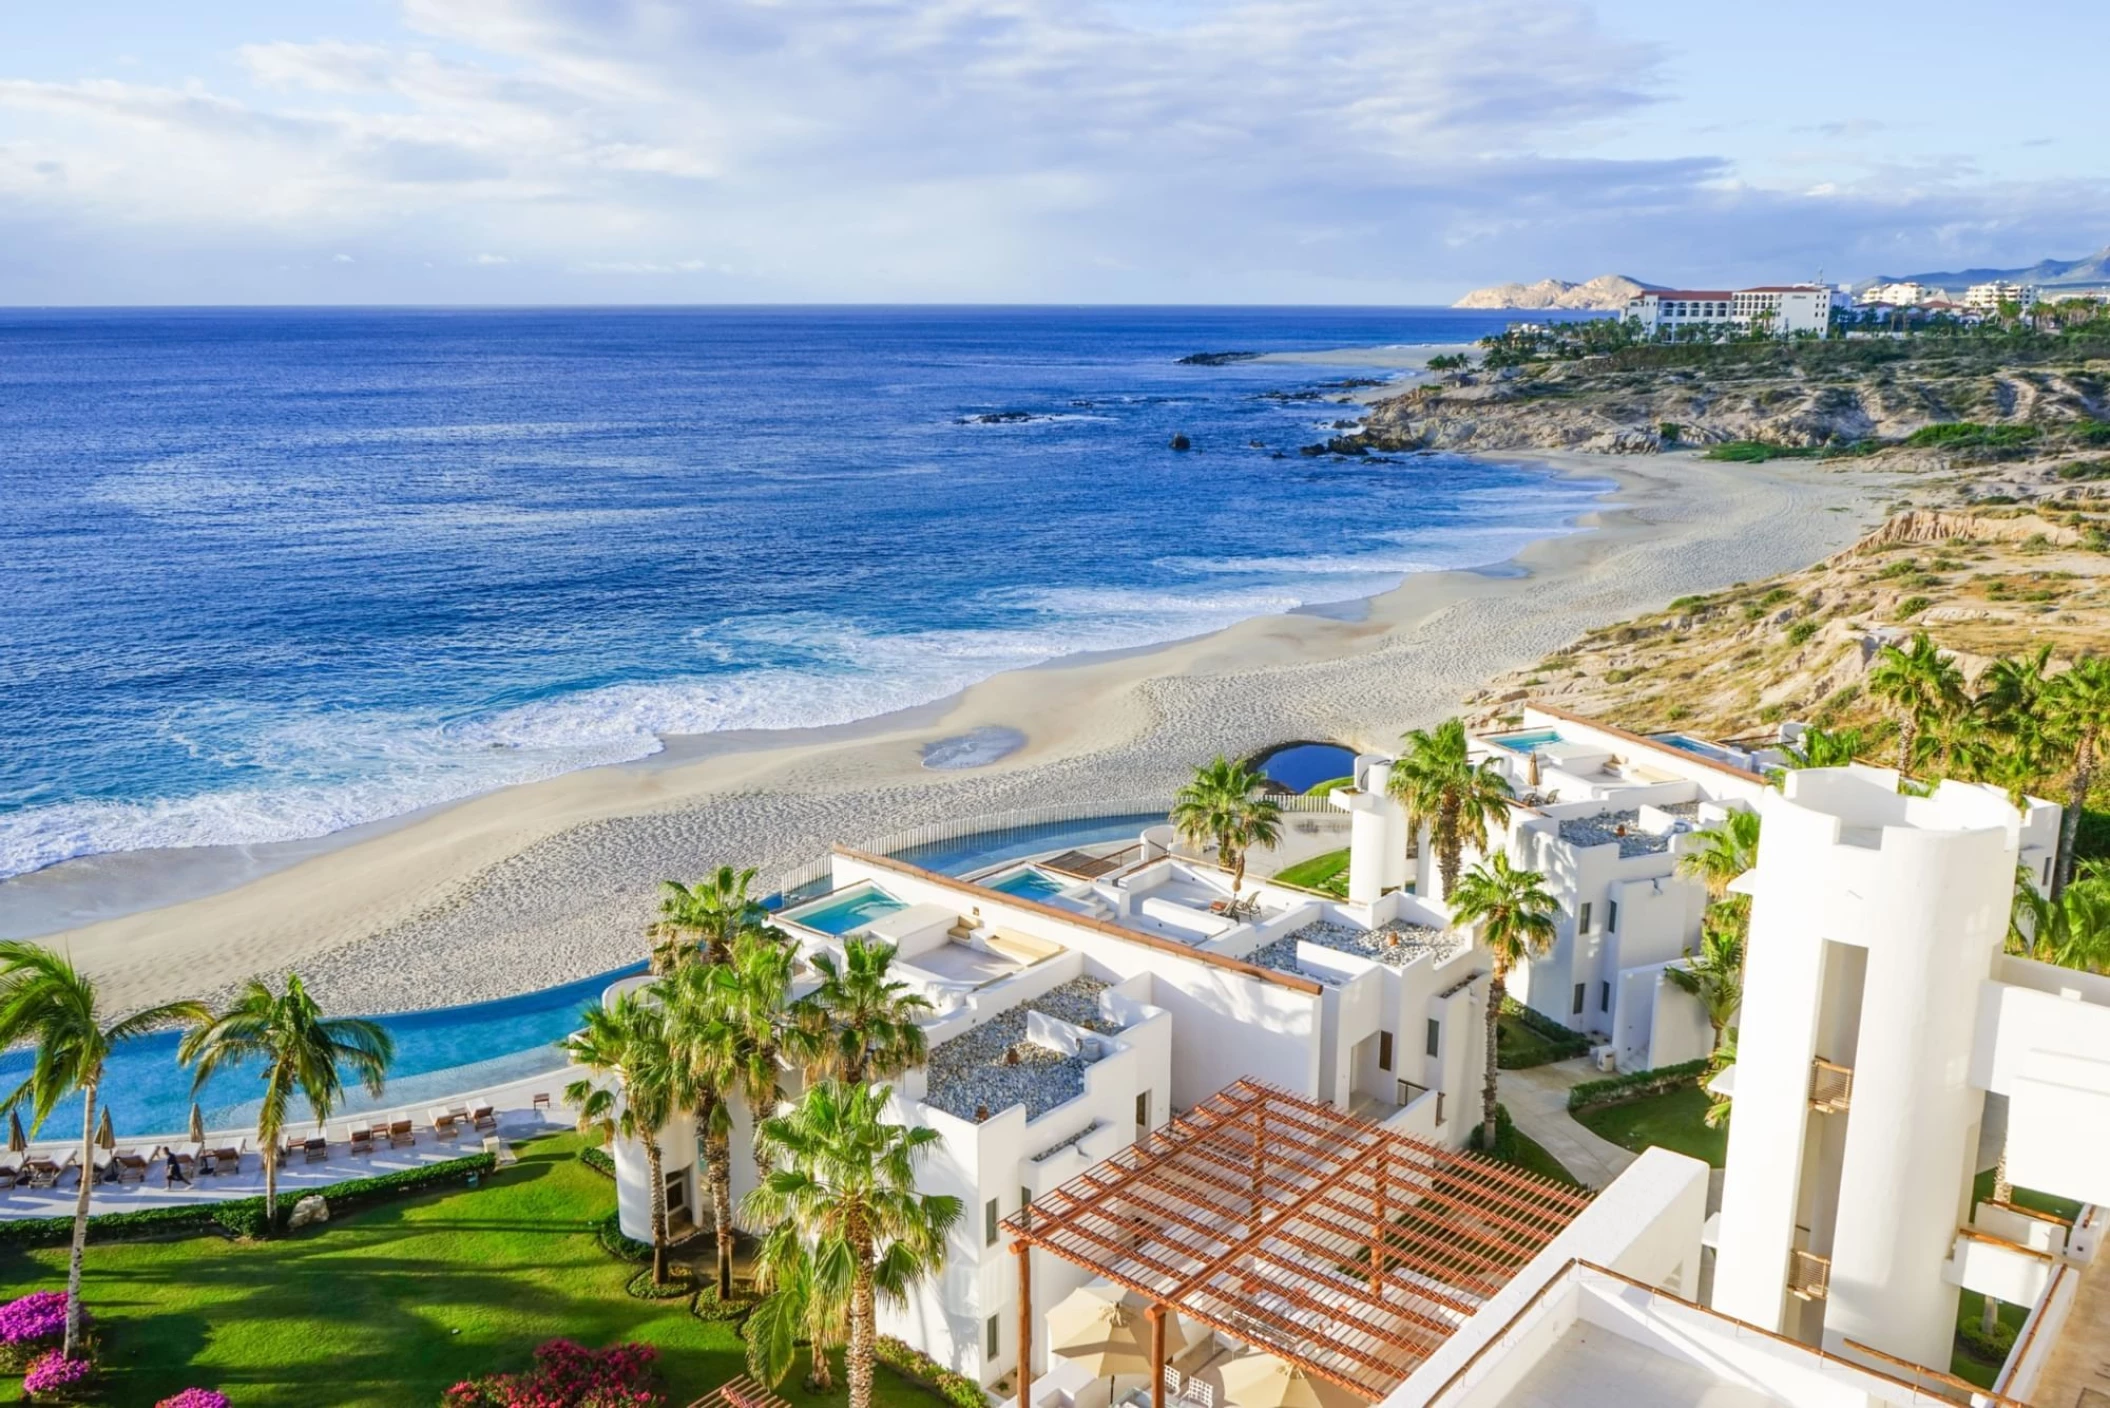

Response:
(0, 306), (1609, 883)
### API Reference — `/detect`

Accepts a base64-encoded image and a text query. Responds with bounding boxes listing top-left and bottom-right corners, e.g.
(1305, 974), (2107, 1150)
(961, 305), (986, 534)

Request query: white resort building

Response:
(1624, 285), (1836, 339)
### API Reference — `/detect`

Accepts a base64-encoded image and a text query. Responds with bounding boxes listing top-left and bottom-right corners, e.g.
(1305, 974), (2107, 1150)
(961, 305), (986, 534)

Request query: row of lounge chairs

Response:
(0, 1100), (505, 1192)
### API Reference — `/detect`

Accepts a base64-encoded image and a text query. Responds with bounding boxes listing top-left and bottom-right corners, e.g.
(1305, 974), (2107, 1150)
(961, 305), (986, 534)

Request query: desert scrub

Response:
(1786, 620), (1819, 646)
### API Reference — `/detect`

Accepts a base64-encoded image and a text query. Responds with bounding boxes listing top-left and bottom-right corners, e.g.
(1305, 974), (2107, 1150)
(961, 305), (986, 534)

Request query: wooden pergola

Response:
(687, 1375), (792, 1408)
(1004, 1080), (1592, 1405)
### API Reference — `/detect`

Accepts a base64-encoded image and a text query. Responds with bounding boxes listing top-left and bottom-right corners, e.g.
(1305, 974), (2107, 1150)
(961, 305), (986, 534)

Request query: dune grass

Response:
(0, 1133), (943, 1408)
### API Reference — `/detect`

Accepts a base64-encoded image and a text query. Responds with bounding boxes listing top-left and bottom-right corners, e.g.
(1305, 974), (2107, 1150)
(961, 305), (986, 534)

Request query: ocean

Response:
(0, 306), (1609, 884)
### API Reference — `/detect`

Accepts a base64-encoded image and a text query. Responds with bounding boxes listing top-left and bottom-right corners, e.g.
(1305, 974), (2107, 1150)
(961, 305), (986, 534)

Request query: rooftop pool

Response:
(1489, 728), (1566, 753)
(780, 881), (909, 935)
(984, 865), (1070, 902)
(1652, 732), (1748, 766)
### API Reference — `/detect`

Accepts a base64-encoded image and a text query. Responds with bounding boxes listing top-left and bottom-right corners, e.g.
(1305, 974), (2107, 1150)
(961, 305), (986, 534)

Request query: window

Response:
(1425, 1018), (1441, 1059)
(1377, 1031), (1395, 1072)
(1135, 1091), (1151, 1131)
(1021, 1186), (1032, 1220)
(987, 1314), (1001, 1360)
(1572, 983), (1585, 1015)
(1600, 981), (1611, 1013)
(985, 1197), (1000, 1247)
(1578, 902), (1593, 933)
(1607, 901), (1619, 933)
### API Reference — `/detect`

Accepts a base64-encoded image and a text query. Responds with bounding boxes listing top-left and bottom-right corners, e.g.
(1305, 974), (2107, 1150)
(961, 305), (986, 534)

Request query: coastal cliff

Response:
(1451, 274), (1654, 310)
(1348, 348), (2110, 455)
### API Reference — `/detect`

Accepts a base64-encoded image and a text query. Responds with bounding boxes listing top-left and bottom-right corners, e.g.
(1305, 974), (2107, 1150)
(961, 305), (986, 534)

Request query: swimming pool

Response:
(5, 815), (1159, 1139)
(1251, 742), (1356, 793)
(779, 882), (909, 936)
(1490, 728), (1565, 753)
(985, 866), (1070, 901)
(1652, 733), (1747, 767)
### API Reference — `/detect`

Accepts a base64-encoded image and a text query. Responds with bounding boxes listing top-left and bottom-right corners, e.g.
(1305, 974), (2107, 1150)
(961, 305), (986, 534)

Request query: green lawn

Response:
(1501, 1125), (1583, 1188)
(1304, 777), (1355, 796)
(0, 1134), (946, 1408)
(1573, 1085), (1728, 1168)
(1272, 847), (1349, 896)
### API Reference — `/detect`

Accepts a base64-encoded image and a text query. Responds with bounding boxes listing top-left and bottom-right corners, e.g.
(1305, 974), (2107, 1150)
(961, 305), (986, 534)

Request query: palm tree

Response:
(745, 1081), (962, 1408)
(653, 865), (767, 970)
(1778, 724), (1864, 771)
(747, 1225), (850, 1391)
(2045, 656), (2110, 894)
(1388, 718), (1515, 901)
(792, 937), (933, 1085)
(1665, 912), (1744, 1053)
(1676, 810), (1761, 901)
(178, 974), (393, 1232)
(1170, 757), (1283, 896)
(1702, 1030), (1738, 1130)
(565, 988), (695, 1287)
(674, 931), (798, 1300)
(1867, 632), (1965, 777)
(0, 943), (207, 1358)
(1448, 855), (1559, 1150)
(1977, 646), (2054, 769)
(2008, 870), (2110, 974)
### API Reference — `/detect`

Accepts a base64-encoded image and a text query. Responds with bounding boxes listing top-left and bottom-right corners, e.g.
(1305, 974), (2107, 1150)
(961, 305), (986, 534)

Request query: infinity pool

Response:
(5, 815), (1161, 1139)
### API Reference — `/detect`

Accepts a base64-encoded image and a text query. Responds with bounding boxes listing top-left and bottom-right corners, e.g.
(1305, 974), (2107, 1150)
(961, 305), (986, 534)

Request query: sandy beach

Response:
(16, 446), (1893, 1018)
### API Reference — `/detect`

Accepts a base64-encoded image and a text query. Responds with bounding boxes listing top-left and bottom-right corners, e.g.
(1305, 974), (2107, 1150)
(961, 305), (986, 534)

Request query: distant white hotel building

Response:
(1624, 285), (1834, 339)
(1963, 280), (2038, 310)
(1856, 280), (1938, 307)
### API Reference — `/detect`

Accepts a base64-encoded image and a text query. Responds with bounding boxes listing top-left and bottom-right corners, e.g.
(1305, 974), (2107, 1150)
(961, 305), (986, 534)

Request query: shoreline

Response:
(15, 444), (1897, 1018)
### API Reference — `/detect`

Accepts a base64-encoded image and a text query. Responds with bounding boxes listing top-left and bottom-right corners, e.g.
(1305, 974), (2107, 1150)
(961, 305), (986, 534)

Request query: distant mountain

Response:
(1863, 244), (2110, 293)
(1452, 274), (1660, 311)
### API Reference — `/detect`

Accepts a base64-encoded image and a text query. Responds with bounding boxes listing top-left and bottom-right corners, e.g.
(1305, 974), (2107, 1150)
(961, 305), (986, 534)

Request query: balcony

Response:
(1808, 1058), (1854, 1113)
(1787, 1249), (1832, 1301)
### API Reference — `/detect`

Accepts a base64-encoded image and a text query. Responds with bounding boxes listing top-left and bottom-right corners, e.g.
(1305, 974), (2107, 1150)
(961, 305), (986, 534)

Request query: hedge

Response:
(1500, 998), (1591, 1063)
(593, 1210), (653, 1264)
(579, 1145), (616, 1179)
(1567, 1059), (1712, 1114)
(1957, 1315), (2017, 1365)
(874, 1335), (988, 1408)
(0, 1153), (497, 1248)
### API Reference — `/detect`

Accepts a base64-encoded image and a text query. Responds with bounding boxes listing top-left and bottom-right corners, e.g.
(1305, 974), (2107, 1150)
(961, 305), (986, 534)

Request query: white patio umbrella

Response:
(1217, 1353), (1350, 1408)
(1048, 1284), (1187, 1405)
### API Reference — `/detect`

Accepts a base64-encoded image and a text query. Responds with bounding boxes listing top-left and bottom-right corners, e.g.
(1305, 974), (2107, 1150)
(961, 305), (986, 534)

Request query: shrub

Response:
(1957, 1315), (2017, 1364)
(0, 1292), (76, 1369)
(157, 1392), (234, 1408)
(594, 1211), (653, 1264)
(442, 1339), (663, 1408)
(1786, 620), (1818, 646)
(1896, 595), (1933, 619)
(579, 1145), (616, 1179)
(874, 1335), (986, 1408)
(22, 1349), (96, 1402)
(1568, 1059), (1712, 1113)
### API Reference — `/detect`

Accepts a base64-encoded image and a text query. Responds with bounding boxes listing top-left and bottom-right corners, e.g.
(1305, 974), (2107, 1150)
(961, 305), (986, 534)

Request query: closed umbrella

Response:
(1217, 1354), (1350, 1408)
(188, 1103), (206, 1145)
(95, 1106), (116, 1151)
(6, 1110), (24, 1154)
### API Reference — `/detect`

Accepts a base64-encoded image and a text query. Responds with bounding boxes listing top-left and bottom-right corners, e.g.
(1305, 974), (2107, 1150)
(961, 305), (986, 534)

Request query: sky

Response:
(3, 0), (2107, 305)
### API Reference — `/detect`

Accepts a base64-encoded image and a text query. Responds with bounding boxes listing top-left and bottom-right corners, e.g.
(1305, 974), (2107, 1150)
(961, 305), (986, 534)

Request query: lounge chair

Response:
(428, 1109), (460, 1141)
(282, 1134), (306, 1164)
(205, 1139), (246, 1175)
(26, 1155), (71, 1189)
(346, 1125), (375, 1156)
(303, 1134), (329, 1164)
(530, 1092), (551, 1113)
(469, 1103), (498, 1134)
(0, 1152), (23, 1190)
(91, 1147), (119, 1183)
(387, 1119), (415, 1149)
(165, 1143), (200, 1186)
(114, 1148), (153, 1184)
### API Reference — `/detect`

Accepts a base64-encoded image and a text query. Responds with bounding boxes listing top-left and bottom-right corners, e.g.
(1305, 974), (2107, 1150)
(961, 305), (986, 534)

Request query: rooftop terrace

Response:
(1556, 808), (1673, 858)
(923, 977), (1121, 1123)
(1250, 918), (1465, 977)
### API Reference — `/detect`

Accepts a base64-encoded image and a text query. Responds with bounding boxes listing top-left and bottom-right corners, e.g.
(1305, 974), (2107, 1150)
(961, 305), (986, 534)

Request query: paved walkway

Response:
(1501, 1057), (1638, 1190)
(2030, 1209), (2110, 1408)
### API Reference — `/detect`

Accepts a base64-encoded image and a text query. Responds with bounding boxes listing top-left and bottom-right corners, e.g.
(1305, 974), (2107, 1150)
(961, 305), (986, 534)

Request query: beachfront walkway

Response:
(0, 1072), (576, 1221)
(1501, 1057), (1637, 1189)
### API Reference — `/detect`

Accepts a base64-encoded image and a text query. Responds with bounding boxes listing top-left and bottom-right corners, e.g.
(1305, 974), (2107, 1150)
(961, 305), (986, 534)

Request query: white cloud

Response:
(0, 0), (2100, 302)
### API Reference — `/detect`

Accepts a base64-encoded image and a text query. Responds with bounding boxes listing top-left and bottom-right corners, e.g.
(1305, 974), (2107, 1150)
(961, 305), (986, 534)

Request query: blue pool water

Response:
(1653, 733), (1744, 765)
(1491, 729), (1566, 753)
(986, 867), (1069, 901)
(1254, 742), (1356, 792)
(780, 882), (910, 936)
